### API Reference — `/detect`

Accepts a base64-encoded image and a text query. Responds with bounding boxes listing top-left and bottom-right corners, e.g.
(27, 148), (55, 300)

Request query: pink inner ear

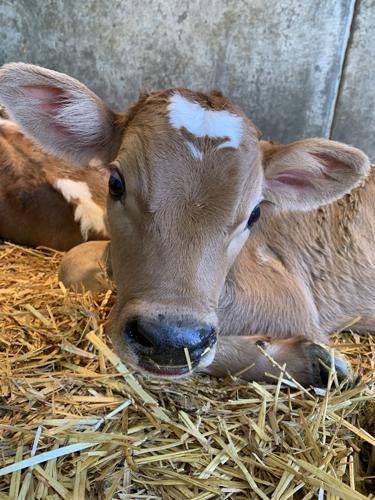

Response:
(311, 153), (346, 172)
(21, 85), (66, 113)
(267, 175), (312, 189)
(266, 152), (347, 191)
(21, 85), (75, 137)
(267, 168), (323, 190)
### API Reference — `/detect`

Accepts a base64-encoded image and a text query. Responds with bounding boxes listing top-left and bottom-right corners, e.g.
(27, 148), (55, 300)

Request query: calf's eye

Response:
(109, 168), (126, 199)
(247, 204), (261, 229)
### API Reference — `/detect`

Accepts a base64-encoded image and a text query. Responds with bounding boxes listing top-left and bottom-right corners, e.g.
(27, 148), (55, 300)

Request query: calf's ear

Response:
(0, 63), (118, 164)
(261, 138), (371, 212)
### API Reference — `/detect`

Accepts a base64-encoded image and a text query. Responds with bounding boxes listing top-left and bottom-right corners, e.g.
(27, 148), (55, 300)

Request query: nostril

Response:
(125, 320), (154, 348)
(198, 326), (217, 347)
(199, 326), (216, 338)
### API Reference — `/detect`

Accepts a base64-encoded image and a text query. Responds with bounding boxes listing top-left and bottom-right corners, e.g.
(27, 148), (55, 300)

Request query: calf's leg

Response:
(202, 335), (351, 387)
(59, 240), (112, 292)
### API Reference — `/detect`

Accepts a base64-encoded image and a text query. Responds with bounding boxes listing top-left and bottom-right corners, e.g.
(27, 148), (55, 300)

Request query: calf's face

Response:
(106, 91), (263, 375)
(0, 63), (370, 377)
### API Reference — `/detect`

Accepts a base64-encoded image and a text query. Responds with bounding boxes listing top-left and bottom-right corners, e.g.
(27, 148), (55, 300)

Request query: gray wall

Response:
(1, 0), (374, 158)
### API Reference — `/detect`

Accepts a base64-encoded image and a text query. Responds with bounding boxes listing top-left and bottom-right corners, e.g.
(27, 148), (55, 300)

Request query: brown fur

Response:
(0, 63), (373, 385)
(0, 119), (109, 250)
(219, 168), (375, 339)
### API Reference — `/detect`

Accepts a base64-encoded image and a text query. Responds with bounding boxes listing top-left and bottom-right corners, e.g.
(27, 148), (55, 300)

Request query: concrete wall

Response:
(0, 0), (374, 158)
(331, 0), (375, 157)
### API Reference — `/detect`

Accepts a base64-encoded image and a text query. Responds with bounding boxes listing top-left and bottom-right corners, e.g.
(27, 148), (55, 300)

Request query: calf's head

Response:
(0, 63), (370, 377)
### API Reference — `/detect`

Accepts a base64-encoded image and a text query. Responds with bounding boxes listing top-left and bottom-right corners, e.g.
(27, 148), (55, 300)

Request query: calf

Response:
(0, 63), (373, 387)
(0, 116), (108, 251)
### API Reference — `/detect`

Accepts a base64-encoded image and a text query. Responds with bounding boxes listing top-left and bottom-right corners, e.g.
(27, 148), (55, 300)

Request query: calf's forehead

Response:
(115, 89), (263, 212)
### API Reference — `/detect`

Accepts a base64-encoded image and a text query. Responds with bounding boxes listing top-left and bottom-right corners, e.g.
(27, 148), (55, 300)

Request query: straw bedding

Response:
(0, 242), (374, 499)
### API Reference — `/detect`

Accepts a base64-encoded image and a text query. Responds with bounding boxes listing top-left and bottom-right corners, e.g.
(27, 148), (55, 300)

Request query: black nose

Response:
(124, 316), (216, 367)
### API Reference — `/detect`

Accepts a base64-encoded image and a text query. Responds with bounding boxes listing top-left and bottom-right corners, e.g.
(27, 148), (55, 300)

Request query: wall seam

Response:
(326, 0), (359, 138)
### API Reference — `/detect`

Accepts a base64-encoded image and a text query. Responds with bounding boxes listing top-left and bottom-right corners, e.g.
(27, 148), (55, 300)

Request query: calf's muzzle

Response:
(123, 316), (217, 375)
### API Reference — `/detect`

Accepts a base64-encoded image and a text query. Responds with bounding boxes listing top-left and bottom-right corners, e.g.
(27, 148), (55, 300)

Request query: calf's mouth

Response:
(121, 315), (218, 378)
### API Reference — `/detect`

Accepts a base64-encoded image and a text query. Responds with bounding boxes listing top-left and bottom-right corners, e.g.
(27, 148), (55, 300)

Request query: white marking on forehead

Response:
(168, 94), (243, 150)
(54, 178), (107, 240)
(184, 140), (203, 160)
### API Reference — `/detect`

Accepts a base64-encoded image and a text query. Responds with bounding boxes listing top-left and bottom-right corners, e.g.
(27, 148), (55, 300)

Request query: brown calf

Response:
(0, 63), (373, 387)
(0, 117), (108, 251)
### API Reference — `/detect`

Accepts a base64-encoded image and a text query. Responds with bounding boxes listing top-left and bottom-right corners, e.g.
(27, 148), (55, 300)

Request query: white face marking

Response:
(184, 140), (203, 160)
(168, 94), (243, 151)
(54, 178), (107, 240)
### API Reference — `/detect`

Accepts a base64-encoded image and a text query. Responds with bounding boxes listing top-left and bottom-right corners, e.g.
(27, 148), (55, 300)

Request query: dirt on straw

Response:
(0, 242), (374, 499)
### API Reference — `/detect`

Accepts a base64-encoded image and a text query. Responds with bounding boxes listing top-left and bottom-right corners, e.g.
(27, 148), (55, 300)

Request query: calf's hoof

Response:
(302, 342), (352, 387)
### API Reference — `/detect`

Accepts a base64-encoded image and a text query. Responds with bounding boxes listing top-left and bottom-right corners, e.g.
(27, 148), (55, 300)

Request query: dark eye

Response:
(109, 168), (125, 199)
(247, 204), (261, 229)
